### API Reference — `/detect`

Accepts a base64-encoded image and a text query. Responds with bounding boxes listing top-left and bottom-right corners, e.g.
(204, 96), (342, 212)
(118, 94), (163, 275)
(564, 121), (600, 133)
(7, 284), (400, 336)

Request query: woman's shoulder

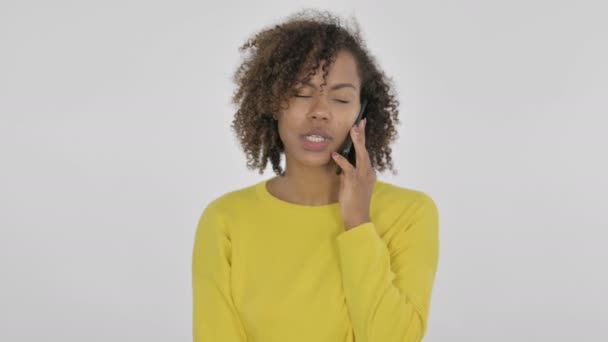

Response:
(198, 180), (263, 218)
(374, 179), (438, 210)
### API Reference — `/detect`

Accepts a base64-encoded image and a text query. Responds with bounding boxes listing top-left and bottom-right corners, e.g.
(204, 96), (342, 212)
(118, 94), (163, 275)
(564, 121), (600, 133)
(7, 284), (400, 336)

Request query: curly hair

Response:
(230, 9), (401, 176)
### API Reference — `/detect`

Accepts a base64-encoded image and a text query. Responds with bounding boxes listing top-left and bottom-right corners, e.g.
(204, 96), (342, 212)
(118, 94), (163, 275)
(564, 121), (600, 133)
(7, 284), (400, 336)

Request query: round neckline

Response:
(255, 177), (381, 211)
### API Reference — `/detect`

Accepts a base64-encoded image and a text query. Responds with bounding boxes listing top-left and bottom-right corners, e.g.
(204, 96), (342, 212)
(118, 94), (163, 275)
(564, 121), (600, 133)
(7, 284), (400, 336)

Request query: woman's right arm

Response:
(192, 202), (247, 341)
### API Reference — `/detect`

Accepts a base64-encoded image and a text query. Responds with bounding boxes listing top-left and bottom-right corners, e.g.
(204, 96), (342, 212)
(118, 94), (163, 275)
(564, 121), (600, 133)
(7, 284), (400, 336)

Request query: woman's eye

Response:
(293, 94), (349, 103)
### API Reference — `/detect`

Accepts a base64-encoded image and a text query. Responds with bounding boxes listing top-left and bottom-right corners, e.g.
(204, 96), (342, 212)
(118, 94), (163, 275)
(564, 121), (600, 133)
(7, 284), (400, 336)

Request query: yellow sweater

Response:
(192, 178), (440, 342)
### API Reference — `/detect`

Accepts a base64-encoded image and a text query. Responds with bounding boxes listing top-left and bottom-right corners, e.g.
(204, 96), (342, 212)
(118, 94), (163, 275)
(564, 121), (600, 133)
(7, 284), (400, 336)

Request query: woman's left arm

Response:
(331, 118), (440, 342)
(335, 192), (440, 342)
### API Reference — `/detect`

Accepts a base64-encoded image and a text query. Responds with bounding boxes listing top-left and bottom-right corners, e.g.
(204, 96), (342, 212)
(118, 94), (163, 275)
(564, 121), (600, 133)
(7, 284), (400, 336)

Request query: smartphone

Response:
(336, 99), (368, 175)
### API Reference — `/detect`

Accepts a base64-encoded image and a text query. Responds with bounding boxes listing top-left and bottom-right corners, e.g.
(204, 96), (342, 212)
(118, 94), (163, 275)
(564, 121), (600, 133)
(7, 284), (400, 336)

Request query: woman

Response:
(192, 9), (440, 342)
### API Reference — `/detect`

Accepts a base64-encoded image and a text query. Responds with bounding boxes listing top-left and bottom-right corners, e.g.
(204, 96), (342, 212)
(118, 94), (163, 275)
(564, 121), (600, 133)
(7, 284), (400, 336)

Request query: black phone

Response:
(336, 99), (368, 175)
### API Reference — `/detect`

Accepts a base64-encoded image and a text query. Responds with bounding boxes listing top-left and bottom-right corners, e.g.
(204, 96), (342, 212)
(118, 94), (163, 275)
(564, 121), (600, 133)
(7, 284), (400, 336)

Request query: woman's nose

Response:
(309, 94), (331, 120)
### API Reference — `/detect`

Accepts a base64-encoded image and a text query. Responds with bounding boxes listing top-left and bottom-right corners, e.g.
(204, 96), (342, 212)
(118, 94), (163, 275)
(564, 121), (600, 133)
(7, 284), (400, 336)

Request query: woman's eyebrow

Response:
(299, 80), (357, 91)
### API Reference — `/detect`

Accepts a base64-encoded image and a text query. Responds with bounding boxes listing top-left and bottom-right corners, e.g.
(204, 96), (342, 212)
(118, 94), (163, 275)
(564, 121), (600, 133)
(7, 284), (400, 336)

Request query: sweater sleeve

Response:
(192, 203), (247, 342)
(335, 192), (440, 342)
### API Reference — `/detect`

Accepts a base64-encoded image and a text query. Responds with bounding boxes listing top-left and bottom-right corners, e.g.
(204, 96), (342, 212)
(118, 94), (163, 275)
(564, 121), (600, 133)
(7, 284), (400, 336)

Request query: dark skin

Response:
(267, 50), (376, 231)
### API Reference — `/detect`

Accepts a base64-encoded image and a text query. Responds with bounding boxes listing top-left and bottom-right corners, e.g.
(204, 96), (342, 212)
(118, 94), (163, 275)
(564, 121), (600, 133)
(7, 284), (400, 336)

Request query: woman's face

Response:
(276, 50), (362, 170)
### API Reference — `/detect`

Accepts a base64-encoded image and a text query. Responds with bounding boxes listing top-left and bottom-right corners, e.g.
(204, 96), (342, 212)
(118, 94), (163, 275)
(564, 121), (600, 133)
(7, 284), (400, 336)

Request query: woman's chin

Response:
(297, 152), (334, 166)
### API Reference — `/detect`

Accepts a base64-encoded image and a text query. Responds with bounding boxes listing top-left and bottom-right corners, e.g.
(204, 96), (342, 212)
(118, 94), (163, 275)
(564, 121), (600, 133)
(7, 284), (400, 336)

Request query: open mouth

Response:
(301, 135), (331, 151)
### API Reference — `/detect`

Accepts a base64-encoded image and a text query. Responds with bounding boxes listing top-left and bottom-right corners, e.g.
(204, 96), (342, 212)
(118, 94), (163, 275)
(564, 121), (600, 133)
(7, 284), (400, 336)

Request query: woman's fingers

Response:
(350, 118), (372, 172)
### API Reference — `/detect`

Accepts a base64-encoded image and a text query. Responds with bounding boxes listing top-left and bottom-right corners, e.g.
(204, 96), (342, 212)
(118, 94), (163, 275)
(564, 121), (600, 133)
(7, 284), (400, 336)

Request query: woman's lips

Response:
(301, 136), (331, 152)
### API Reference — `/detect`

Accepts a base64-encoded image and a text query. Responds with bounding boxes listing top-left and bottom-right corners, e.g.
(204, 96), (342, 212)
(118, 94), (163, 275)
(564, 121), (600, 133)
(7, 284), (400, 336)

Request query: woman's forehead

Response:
(296, 53), (361, 87)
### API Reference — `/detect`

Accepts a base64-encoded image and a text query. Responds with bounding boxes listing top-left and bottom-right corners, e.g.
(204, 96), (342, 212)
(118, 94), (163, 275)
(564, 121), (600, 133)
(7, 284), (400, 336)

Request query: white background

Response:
(1, 0), (607, 341)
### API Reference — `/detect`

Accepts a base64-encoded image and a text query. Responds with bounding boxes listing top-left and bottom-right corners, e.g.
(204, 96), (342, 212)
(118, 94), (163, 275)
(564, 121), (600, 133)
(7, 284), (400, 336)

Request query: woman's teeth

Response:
(305, 135), (326, 142)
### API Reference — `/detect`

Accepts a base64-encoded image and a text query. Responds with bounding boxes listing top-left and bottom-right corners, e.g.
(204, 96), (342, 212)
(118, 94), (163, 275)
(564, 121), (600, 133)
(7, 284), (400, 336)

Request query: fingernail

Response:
(332, 152), (338, 158)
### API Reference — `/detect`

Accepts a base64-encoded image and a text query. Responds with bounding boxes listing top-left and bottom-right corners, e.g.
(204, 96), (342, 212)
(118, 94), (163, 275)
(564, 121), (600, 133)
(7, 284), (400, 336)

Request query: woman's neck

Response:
(268, 171), (341, 206)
